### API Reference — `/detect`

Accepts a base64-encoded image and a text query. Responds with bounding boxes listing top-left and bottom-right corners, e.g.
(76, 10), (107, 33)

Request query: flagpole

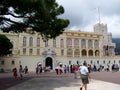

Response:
(97, 7), (101, 24)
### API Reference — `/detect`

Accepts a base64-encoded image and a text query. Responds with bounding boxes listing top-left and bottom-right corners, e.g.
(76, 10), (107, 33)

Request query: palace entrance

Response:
(45, 57), (53, 69)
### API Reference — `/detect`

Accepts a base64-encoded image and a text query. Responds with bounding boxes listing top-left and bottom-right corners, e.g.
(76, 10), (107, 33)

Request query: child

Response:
(13, 68), (17, 79)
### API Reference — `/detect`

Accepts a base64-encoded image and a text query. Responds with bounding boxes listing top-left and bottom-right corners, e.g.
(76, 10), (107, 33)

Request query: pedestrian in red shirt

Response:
(13, 68), (17, 79)
(73, 65), (79, 79)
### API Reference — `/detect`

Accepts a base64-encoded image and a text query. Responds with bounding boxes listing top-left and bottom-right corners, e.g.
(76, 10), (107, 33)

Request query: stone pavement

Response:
(2, 72), (120, 90)
(5, 78), (120, 90)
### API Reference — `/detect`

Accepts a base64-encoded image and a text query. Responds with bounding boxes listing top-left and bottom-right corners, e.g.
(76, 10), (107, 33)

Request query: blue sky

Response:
(56, 0), (120, 38)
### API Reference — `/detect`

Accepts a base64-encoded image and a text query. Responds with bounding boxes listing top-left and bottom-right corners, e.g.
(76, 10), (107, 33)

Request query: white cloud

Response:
(56, 0), (120, 38)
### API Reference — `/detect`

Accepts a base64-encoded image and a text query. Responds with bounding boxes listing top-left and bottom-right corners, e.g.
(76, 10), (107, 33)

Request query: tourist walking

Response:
(79, 62), (91, 90)
(19, 65), (23, 80)
(63, 65), (67, 74)
(24, 66), (28, 74)
(13, 68), (17, 79)
(59, 64), (63, 75)
(73, 65), (79, 79)
(55, 65), (59, 75)
(36, 65), (39, 74)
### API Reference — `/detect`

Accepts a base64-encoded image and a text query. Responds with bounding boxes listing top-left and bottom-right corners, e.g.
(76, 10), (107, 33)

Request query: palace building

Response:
(0, 23), (119, 71)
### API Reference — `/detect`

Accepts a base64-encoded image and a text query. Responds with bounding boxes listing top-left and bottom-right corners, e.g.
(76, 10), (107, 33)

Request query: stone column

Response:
(86, 39), (88, 57)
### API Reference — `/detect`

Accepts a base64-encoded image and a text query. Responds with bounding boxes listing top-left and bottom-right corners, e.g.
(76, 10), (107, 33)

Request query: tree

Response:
(0, 0), (69, 40)
(0, 34), (13, 56)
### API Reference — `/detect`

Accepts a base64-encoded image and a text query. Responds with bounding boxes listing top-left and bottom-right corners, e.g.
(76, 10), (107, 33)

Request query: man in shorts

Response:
(79, 62), (91, 90)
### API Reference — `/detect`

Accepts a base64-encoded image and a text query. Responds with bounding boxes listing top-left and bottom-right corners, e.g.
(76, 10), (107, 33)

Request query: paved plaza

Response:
(0, 71), (120, 90)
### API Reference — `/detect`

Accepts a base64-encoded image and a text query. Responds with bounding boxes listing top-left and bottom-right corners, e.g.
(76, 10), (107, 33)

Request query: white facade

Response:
(94, 23), (115, 56)
(0, 23), (119, 72)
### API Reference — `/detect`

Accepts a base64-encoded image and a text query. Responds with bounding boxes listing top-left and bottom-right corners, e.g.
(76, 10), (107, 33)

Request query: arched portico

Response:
(45, 57), (53, 69)
(42, 48), (56, 70)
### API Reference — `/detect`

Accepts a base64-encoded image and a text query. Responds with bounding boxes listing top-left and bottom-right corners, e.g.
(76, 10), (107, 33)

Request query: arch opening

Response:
(45, 57), (53, 69)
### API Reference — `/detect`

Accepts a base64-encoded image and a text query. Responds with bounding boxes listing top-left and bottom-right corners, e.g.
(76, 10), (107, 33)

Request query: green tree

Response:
(0, 34), (13, 56)
(0, 0), (69, 40)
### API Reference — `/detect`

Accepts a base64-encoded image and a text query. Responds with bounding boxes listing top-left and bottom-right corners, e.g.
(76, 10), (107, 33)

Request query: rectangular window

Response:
(23, 48), (26, 55)
(103, 60), (105, 64)
(37, 49), (40, 55)
(61, 49), (64, 56)
(53, 39), (56, 47)
(23, 37), (27, 46)
(109, 60), (111, 64)
(60, 39), (64, 48)
(29, 37), (33, 47)
(97, 60), (99, 64)
(90, 60), (93, 64)
(67, 38), (72, 47)
(69, 61), (71, 64)
(11, 60), (15, 65)
(29, 49), (33, 55)
(114, 60), (116, 64)
(45, 40), (48, 47)
(37, 38), (40, 47)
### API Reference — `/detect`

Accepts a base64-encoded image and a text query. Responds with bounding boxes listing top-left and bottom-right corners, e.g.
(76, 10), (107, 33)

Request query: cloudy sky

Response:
(56, 0), (120, 38)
